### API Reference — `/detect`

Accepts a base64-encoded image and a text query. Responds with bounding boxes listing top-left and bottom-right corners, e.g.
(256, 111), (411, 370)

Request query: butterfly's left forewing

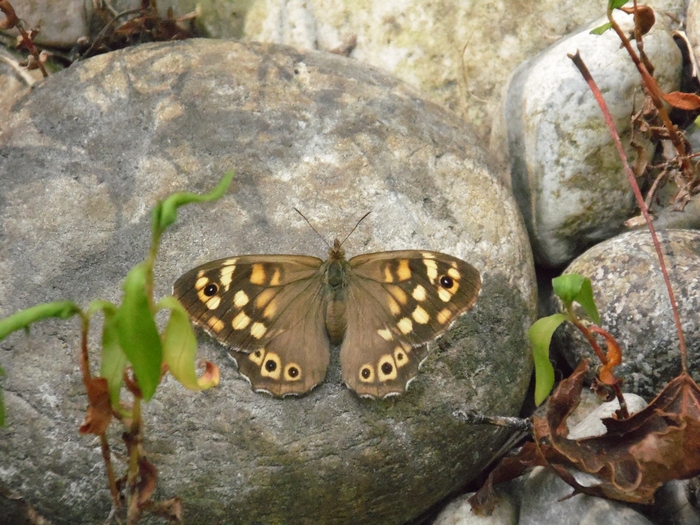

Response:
(340, 251), (481, 398)
(173, 255), (331, 396)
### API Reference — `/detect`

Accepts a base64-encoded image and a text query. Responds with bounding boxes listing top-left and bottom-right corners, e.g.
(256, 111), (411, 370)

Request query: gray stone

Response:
(567, 393), (648, 440)
(647, 480), (700, 525)
(0, 40), (536, 524)
(554, 229), (700, 399)
(516, 467), (654, 525)
(432, 491), (516, 525)
(238, 0), (687, 140)
(491, 8), (682, 267)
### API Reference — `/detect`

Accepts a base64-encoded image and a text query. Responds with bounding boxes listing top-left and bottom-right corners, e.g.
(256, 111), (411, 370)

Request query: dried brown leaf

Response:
(662, 91), (700, 111)
(79, 377), (112, 435)
(0, 0), (18, 30)
(471, 360), (700, 514)
(137, 456), (158, 504)
(537, 360), (700, 503)
(620, 5), (656, 36)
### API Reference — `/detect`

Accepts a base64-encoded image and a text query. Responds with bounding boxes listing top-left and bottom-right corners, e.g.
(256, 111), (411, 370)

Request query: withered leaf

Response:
(471, 360), (700, 514)
(620, 5), (656, 36)
(79, 377), (112, 435)
(137, 456), (158, 505)
(661, 91), (700, 111)
(0, 0), (19, 30)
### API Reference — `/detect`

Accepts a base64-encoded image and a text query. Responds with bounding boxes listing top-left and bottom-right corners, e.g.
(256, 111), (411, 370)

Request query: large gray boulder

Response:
(0, 39), (536, 524)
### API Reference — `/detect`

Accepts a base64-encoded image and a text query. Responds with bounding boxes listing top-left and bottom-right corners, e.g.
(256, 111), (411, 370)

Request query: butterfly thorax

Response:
(324, 239), (350, 343)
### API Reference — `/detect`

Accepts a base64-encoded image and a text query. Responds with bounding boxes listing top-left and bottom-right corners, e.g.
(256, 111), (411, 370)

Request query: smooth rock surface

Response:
(491, 9), (682, 267)
(241, 0), (616, 137)
(554, 229), (700, 399)
(432, 491), (516, 525)
(0, 40), (536, 524)
(516, 467), (654, 525)
(567, 393), (648, 440)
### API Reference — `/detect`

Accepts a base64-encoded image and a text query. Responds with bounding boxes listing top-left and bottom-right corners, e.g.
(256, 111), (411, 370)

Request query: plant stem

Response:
(568, 50), (688, 373)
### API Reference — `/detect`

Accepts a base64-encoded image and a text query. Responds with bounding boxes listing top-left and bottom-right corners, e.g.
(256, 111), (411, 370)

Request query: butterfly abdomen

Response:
(324, 257), (350, 343)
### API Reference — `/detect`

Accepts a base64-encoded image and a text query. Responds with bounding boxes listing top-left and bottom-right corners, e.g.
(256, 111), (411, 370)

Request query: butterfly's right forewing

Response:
(173, 255), (331, 396)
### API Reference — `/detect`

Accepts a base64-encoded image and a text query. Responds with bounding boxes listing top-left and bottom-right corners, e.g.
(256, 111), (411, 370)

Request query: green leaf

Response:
(609, 0), (628, 9)
(590, 22), (613, 35)
(85, 299), (117, 319)
(573, 277), (601, 325)
(552, 274), (585, 306)
(529, 313), (568, 405)
(152, 171), (235, 234)
(114, 262), (162, 401)
(0, 301), (81, 340)
(158, 296), (219, 391)
(552, 274), (600, 324)
(88, 301), (127, 408)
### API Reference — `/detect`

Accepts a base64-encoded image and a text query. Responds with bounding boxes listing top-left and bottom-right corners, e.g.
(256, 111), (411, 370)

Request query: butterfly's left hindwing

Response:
(173, 255), (331, 396)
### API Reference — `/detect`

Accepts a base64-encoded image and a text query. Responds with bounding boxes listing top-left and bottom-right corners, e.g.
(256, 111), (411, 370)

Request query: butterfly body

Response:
(174, 239), (481, 399)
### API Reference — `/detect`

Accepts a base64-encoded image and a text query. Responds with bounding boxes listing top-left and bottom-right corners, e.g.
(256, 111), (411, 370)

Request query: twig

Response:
(453, 409), (533, 432)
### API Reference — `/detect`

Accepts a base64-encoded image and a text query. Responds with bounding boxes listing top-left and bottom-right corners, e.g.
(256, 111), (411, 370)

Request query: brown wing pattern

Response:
(340, 250), (481, 398)
(173, 255), (331, 396)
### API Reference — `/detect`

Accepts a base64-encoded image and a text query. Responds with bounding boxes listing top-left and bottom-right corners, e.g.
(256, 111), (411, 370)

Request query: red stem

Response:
(568, 50), (687, 373)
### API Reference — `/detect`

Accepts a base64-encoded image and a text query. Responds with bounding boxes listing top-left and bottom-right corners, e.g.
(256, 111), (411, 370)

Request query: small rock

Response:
(554, 229), (700, 398)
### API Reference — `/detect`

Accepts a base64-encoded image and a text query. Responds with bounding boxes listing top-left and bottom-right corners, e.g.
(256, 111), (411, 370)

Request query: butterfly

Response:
(173, 237), (481, 399)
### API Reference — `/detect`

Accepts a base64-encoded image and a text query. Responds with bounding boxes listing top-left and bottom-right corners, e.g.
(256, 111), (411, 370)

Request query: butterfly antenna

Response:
(340, 211), (371, 247)
(294, 208), (331, 248)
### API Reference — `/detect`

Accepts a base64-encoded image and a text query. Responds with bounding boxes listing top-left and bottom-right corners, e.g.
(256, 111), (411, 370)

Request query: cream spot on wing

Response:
(437, 308), (453, 324)
(270, 268), (282, 286)
(255, 288), (276, 308)
(250, 322), (267, 339)
(248, 349), (265, 365)
(412, 285), (427, 302)
(451, 280), (460, 294)
(377, 354), (398, 381)
(424, 259), (438, 282)
(398, 317), (413, 334)
(206, 316), (224, 332)
(220, 265), (236, 289)
(394, 347), (408, 368)
(232, 311), (251, 330)
(233, 290), (249, 308)
(448, 267), (461, 280)
(383, 265), (394, 283)
(260, 352), (281, 379)
(206, 296), (221, 310)
(224, 258), (239, 265)
(284, 362), (302, 381)
(387, 295), (401, 315)
(412, 305), (430, 324)
(250, 263), (266, 285)
(359, 364), (375, 382)
(388, 285), (408, 305)
(421, 252), (435, 259)
(195, 276), (209, 290)
(263, 298), (278, 319)
(377, 328), (393, 341)
(438, 287), (454, 302)
(396, 259), (411, 281)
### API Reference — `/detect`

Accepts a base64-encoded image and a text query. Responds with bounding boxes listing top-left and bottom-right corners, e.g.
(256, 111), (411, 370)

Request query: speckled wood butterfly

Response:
(173, 236), (481, 398)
